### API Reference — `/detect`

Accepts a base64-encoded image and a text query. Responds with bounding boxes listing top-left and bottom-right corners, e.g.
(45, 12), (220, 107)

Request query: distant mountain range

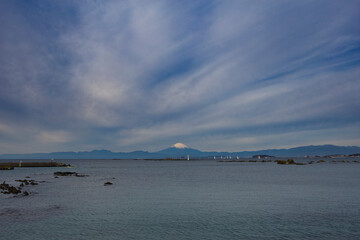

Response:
(0, 144), (360, 159)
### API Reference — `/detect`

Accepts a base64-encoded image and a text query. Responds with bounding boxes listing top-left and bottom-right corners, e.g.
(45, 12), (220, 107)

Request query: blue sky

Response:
(0, 0), (359, 153)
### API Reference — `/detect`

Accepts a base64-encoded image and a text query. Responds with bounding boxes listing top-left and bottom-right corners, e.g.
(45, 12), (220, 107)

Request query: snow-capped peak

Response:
(173, 143), (189, 149)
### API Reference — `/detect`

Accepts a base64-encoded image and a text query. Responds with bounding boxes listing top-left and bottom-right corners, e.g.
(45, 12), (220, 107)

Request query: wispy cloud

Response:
(0, 0), (359, 153)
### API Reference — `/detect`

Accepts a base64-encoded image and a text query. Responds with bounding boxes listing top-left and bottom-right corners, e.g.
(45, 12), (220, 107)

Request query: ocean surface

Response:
(1, 158), (359, 240)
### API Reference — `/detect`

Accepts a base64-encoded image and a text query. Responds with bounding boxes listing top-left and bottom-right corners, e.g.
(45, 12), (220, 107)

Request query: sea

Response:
(1, 158), (359, 240)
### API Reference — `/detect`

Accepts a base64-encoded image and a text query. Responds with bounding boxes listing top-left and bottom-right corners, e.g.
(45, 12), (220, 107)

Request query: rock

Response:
(54, 171), (77, 176)
(23, 191), (29, 196)
(15, 179), (29, 185)
(104, 182), (113, 186)
(16, 179), (38, 185)
(0, 181), (22, 194)
(54, 172), (88, 177)
(29, 180), (38, 185)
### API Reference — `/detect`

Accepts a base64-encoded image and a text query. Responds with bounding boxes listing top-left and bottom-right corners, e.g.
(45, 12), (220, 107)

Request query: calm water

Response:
(1, 159), (359, 240)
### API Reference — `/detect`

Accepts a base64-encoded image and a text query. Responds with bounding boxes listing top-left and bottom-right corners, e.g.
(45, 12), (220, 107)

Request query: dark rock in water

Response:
(16, 179), (29, 185)
(54, 172), (88, 177)
(29, 180), (38, 185)
(2, 179), (41, 195)
(104, 182), (113, 186)
(0, 181), (22, 194)
(54, 171), (77, 176)
(15, 179), (38, 185)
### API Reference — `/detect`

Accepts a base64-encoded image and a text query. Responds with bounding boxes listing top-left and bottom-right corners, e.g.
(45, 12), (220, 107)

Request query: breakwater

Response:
(0, 162), (69, 169)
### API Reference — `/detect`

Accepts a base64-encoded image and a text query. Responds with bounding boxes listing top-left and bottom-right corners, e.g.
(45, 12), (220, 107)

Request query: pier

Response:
(0, 162), (69, 169)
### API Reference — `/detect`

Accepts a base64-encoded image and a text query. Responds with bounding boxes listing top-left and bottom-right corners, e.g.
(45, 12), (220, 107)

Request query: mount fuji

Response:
(155, 143), (203, 157)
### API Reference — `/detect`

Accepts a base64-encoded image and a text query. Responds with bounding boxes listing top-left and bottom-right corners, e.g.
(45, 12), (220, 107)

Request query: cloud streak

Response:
(0, 0), (359, 153)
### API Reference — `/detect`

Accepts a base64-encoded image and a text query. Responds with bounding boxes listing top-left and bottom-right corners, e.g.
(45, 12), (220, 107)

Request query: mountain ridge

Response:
(0, 144), (359, 159)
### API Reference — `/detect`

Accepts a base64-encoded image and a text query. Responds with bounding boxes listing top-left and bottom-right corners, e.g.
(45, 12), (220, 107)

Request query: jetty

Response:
(0, 166), (14, 170)
(0, 162), (69, 169)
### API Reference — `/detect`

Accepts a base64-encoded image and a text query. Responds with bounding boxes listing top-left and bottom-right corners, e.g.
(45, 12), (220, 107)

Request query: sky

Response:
(0, 0), (359, 154)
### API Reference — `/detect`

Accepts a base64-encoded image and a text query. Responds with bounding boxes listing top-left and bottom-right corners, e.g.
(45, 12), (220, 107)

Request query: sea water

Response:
(1, 159), (359, 240)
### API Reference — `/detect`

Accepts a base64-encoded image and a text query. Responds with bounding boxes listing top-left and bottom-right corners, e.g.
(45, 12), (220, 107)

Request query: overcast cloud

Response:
(0, 0), (359, 153)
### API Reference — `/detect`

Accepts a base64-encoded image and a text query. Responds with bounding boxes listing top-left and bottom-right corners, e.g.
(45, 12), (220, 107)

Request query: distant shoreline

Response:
(1, 145), (359, 160)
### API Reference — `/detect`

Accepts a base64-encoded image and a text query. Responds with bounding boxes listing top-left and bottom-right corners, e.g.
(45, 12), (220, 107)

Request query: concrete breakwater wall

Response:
(0, 162), (69, 168)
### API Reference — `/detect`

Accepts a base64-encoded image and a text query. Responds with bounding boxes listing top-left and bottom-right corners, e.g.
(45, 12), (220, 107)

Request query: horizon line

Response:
(1, 144), (360, 155)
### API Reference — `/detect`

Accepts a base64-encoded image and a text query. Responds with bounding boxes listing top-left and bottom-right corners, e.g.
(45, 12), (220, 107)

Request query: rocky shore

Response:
(0, 178), (41, 196)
